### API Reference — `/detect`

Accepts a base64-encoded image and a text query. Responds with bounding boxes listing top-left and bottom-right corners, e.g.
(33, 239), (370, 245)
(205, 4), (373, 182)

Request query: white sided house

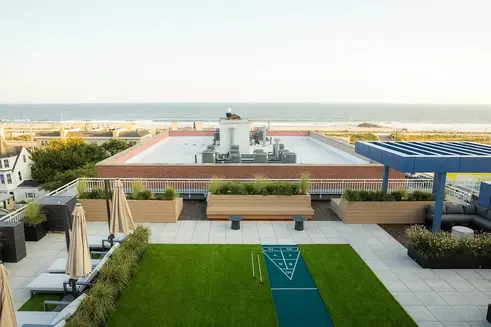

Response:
(0, 136), (35, 200)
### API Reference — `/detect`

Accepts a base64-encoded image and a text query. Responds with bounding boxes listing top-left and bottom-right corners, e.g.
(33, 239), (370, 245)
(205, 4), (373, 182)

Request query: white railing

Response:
(1, 177), (476, 223)
(83, 178), (434, 196)
(0, 179), (79, 223)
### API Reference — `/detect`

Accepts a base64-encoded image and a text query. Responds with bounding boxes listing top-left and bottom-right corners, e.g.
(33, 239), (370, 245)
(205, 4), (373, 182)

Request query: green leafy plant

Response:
(406, 225), (491, 258)
(208, 177), (224, 195)
(390, 189), (407, 201)
(252, 176), (267, 195)
(131, 182), (145, 199)
(209, 180), (301, 196)
(81, 188), (106, 199)
(407, 190), (434, 201)
(299, 173), (311, 195)
(135, 189), (153, 200)
(77, 179), (88, 197)
(22, 202), (47, 226)
(157, 187), (179, 200)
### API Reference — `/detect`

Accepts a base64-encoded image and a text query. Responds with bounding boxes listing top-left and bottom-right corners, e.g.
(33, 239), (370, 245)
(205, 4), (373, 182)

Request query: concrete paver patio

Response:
(5, 221), (491, 326)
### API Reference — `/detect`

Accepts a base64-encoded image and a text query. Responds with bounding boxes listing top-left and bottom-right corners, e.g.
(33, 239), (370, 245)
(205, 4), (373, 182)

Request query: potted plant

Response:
(22, 202), (47, 241)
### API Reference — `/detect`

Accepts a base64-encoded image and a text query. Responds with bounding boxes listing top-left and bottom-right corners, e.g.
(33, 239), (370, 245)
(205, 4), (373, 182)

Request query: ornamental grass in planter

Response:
(406, 225), (491, 269)
(22, 202), (47, 241)
(65, 226), (150, 327)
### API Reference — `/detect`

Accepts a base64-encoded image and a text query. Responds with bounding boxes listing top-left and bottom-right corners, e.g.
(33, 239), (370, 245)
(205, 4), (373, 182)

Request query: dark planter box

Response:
(408, 244), (491, 269)
(24, 224), (47, 241)
(0, 221), (26, 263)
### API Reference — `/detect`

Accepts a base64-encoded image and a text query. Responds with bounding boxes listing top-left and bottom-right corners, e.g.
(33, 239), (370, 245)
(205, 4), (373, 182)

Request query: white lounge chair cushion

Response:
(16, 311), (57, 326)
(47, 258), (101, 273)
(51, 294), (86, 325)
(26, 273), (71, 293)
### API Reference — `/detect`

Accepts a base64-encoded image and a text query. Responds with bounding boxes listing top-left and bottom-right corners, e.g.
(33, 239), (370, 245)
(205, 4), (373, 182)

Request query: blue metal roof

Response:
(355, 141), (491, 173)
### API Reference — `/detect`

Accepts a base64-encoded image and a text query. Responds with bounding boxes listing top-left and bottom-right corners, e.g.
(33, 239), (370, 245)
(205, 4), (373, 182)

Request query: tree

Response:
(31, 138), (110, 190)
(101, 139), (133, 156)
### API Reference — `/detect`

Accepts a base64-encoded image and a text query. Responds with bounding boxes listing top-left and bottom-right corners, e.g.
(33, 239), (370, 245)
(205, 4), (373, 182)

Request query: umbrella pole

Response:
(104, 179), (115, 247)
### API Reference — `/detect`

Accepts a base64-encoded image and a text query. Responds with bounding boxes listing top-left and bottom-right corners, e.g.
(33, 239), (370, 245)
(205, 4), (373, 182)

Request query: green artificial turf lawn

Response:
(18, 293), (64, 312)
(107, 244), (278, 327)
(299, 244), (417, 327)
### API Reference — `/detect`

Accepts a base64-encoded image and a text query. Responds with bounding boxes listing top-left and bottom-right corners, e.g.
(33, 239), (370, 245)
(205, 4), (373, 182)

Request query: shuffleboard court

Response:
(262, 245), (334, 327)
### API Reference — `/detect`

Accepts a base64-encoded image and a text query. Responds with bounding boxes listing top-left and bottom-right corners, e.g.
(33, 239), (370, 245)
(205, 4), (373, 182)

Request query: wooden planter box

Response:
(78, 198), (183, 223)
(206, 193), (314, 220)
(330, 198), (434, 224)
(408, 244), (491, 269)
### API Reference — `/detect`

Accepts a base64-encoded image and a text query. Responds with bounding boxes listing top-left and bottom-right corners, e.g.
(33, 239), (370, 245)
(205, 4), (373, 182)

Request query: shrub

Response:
(131, 182), (145, 200)
(66, 226), (150, 327)
(77, 179), (88, 197)
(158, 187), (179, 200)
(342, 189), (433, 202)
(208, 177), (223, 195)
(22, 202), (47, 226)
(390, 189), (407, 201)
(81, 188), (106, 199)
(252, 176), (266, 195)
(406, 225), (491, 258)
(209, 179), (301, 196)
(135, 189), (153, 200)
(407, 190), (434, 201)
(299, 173), (311, 195)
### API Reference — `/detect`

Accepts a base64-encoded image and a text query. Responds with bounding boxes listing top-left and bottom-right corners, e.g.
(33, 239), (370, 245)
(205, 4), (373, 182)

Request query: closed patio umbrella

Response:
(0, 263), (17, 327)
(109, 180), (135, 243)
(65, 203), (92, 296)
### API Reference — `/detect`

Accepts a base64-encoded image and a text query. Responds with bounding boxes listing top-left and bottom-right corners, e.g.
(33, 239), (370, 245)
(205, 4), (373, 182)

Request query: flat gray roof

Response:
(126, 136), (367, 165)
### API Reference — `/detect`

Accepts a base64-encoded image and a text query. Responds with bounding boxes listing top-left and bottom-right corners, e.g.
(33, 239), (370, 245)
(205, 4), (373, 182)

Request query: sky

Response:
(1, 0), (490, 104)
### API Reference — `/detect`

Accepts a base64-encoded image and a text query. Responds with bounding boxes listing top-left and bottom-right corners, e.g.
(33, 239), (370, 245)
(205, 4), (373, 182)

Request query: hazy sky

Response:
(1, 0), (490, 104)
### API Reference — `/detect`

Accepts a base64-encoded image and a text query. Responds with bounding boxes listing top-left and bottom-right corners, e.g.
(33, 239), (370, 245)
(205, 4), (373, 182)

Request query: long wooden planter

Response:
(206, 193), (314, 220)
(408, 244), (491, 269)
(330, 198), (434, 224)
(78, 198), (183, 223)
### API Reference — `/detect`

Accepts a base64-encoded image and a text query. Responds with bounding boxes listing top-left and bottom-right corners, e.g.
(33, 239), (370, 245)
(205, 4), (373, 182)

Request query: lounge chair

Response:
(88, 232), (127, 249)
(16, 294), (86, 327)
(47, 245), (119, 273)
(26, 244), (119, 296)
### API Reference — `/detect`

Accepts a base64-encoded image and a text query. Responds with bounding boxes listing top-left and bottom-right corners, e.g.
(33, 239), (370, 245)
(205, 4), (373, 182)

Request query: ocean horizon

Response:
(1, 102), (491, 131)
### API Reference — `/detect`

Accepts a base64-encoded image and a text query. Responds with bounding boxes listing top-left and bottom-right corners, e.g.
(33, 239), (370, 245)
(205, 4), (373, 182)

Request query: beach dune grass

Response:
(106, 244), (278, 327)
(300, 244), (417, 327)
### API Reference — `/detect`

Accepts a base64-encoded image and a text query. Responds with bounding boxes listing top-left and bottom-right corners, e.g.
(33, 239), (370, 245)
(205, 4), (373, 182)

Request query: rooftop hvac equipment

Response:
(214, 128), (220, 141)
(279, 143), (285, 151)
(230, 153), (241, 163)
(254, 152), (268, 163)
(283, 152), (297, 163)
(274, 138), (281, 159)
(201, 150), (216, 163)
(253, 149), (264, 154)
(207, 145), (216, 151)
(279, 150), (289, 162)
(230, 145), (240, 151)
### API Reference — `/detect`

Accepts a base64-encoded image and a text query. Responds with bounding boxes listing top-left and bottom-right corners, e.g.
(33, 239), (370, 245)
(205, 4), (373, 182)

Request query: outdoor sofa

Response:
(425, 203), (491, 231)
(16, 294), (86, 327)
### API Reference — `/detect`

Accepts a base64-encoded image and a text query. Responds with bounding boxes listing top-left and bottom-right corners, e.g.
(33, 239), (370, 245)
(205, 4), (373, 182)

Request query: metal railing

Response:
(0, 179), (79, 223)
(1, 177), (475, 223)
(83, 178), (435, 196)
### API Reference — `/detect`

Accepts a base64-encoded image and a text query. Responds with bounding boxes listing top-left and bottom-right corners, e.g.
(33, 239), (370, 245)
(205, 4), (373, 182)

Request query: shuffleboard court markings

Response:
(263, 246), (300, 281)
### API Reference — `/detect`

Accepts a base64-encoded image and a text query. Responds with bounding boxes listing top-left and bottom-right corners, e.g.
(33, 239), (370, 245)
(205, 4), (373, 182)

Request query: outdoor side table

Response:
(228, 216), (243, 230)
(292, 216), (307, 231)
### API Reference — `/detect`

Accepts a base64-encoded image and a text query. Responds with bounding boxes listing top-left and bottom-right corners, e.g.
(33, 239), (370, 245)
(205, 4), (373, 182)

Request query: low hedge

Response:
(79, 187), (179, 201)
(406, 225), (491, 258)
(65, 226), (150, 327)
(342, 189), (434, 202)
(209, 175), (311, 196)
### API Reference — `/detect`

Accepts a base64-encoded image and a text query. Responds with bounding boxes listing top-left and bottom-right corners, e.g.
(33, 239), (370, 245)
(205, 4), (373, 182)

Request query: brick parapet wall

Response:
(96, 163), (404, 179)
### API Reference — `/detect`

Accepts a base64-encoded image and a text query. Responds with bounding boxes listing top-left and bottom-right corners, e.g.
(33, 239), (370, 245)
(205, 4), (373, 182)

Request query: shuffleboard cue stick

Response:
(257, 253), (264, 284)
(251, 251), (256, 279)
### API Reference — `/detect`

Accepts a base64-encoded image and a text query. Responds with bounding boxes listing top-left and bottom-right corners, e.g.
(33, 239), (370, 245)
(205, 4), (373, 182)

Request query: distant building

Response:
(14, 180), (47, 203)
(0, 136), (34, 199)
(34, 128), (152, 147)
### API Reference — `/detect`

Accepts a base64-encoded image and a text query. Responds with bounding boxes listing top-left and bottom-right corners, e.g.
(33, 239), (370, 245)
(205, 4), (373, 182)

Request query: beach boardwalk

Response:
(262, 245), (333, 327)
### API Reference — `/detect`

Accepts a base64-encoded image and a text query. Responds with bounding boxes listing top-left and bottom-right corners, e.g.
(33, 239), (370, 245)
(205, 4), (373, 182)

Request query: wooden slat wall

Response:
(206, 194), (314, 220)
(79, 198), (183, 223)
(331, 198), (432, 224)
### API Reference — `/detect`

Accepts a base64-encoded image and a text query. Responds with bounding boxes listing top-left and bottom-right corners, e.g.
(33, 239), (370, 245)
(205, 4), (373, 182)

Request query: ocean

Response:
(1, 103), (491, 131)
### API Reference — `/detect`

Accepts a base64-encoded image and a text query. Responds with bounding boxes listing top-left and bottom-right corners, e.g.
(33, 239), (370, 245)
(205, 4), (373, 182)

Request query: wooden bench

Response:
(206, 194), (314, 220)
